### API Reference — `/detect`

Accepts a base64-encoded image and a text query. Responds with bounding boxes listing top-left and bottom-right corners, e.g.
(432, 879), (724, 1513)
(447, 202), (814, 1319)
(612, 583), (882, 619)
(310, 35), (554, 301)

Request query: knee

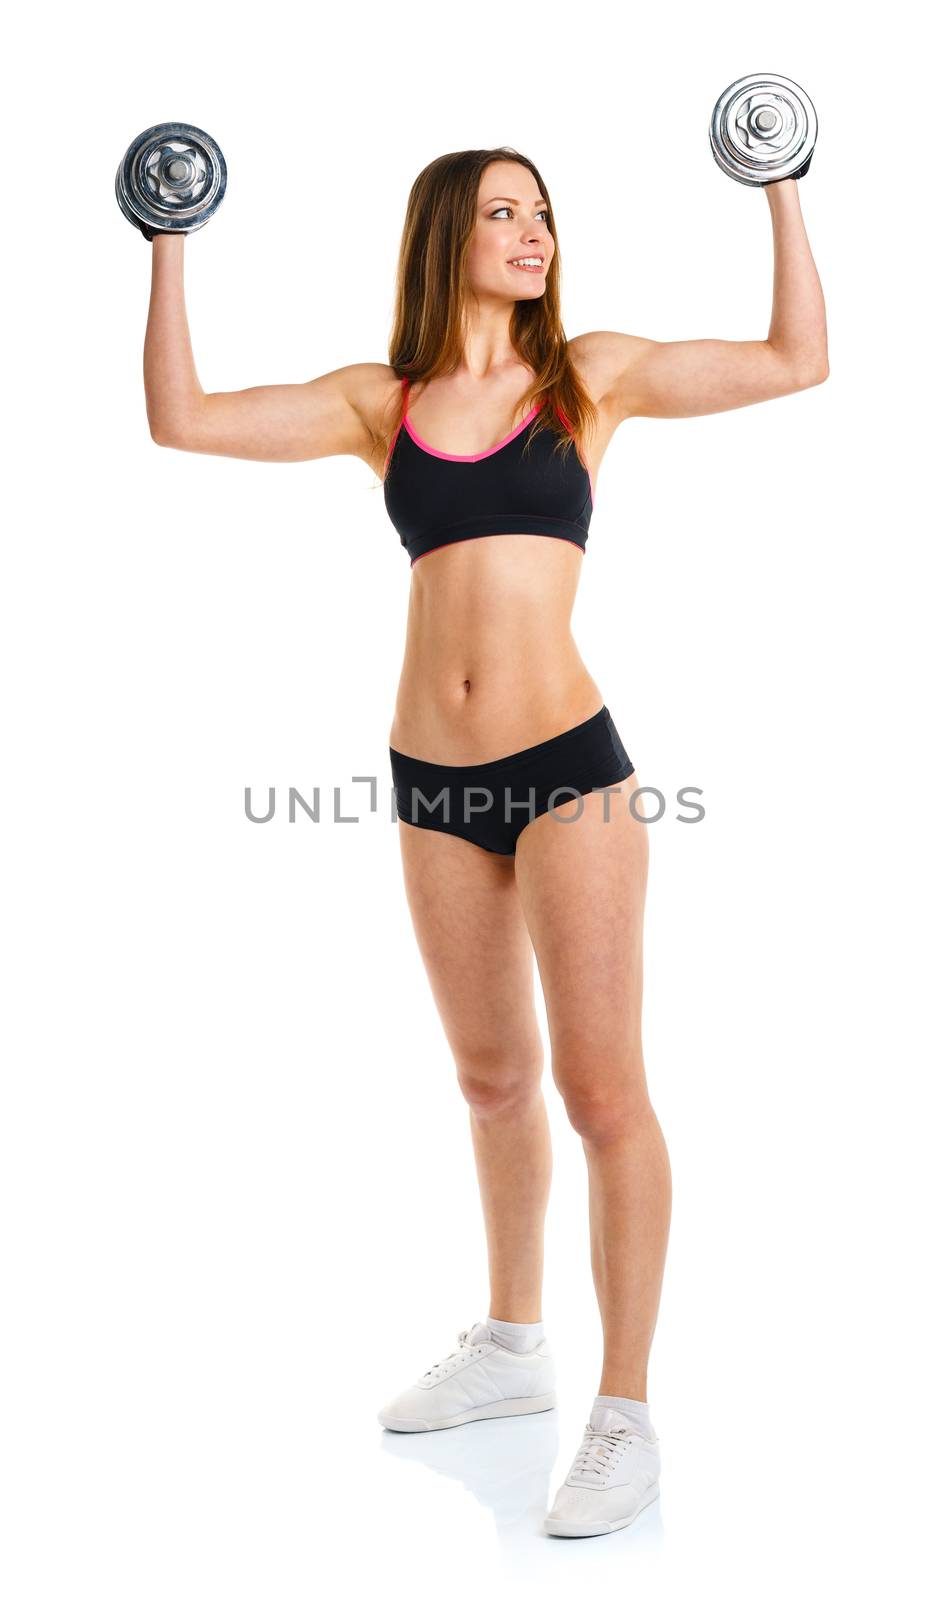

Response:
(555, 1057), (651, 1144)
(455, 1040), (544, 1118)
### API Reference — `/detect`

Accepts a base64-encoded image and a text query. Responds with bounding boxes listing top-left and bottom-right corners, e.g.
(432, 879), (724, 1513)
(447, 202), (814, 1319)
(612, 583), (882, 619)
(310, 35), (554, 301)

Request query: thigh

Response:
(512, 773), (650, 1100)
(396, 822), (543, 1071)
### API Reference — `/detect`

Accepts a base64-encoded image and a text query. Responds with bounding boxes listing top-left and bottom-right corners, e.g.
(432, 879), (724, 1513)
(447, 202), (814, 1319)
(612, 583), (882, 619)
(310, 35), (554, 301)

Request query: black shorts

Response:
(389, 704), (635, 857)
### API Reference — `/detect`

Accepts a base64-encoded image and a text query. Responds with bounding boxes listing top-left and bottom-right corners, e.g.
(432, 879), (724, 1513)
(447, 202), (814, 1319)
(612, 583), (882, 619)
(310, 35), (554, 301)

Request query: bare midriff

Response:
(388, 532), (605, 764)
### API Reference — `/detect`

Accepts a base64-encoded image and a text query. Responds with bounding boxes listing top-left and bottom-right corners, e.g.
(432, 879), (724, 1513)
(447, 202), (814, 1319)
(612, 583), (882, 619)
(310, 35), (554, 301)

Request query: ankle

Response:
(593, 1392), (657, 1441)
(599, 1379), (648, 1402)
(485, 1314), (545, 1353)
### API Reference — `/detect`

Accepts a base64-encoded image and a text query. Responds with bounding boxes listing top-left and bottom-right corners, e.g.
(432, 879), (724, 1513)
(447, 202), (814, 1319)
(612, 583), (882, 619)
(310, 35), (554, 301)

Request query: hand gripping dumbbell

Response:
(115, 122), (227, 240)
(709, 74), (818, 186)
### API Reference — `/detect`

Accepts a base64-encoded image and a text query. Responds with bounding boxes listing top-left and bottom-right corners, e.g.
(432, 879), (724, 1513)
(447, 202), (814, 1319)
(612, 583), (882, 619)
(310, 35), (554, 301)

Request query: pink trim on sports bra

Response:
(383, 374), (595, 506)
(403, 378), (543, 462)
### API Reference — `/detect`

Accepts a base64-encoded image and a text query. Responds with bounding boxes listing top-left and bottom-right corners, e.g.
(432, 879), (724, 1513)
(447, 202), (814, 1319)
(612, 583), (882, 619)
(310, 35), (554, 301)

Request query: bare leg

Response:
(514, 775), (672, 1399)
(397, 823), (552, 1322)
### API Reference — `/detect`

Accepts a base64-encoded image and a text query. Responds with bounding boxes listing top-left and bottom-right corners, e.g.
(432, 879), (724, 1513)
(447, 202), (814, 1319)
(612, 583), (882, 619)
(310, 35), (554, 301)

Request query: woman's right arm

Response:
(144, 236), (384, 464)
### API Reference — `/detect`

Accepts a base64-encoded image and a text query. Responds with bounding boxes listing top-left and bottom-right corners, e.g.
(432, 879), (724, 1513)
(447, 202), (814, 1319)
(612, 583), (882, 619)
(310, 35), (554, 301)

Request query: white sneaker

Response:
(377, 1320), (557, 1432)
(543, 1403), (661, 1537)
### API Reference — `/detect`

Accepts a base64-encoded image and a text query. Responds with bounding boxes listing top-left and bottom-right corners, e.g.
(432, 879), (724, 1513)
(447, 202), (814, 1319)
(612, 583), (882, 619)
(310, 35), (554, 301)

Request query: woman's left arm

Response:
(574, 178), (829, 421)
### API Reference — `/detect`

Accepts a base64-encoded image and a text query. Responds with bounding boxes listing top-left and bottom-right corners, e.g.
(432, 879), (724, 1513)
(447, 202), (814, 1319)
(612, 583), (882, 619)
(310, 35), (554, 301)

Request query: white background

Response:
(3, 2), (938, 1594)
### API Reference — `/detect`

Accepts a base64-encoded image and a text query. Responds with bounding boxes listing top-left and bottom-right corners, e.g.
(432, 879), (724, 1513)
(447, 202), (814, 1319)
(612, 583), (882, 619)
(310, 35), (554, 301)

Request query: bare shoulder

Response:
(330, 362), (402, 470)
(567, 331), (650, 410)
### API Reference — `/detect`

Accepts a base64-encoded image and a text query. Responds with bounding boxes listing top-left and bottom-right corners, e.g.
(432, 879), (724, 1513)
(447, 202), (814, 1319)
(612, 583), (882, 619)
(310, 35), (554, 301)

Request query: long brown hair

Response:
(373, 146), (597, 475)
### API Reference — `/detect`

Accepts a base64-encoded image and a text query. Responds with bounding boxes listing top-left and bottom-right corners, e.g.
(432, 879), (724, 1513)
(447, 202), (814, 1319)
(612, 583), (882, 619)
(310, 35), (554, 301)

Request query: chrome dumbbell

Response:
(115, 122), (227, 240)
(710, 74), (817, 186)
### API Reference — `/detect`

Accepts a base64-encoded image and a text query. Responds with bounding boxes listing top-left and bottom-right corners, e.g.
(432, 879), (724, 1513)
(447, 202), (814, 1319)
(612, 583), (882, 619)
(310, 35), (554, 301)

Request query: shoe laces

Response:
(421, 1327), (485, 1380)
(571, 1424), (635, 1480)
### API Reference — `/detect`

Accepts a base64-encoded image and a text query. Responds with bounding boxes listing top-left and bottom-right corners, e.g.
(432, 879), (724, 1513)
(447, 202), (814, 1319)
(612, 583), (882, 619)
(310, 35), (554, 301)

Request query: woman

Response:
(144, 145), (828, 1538)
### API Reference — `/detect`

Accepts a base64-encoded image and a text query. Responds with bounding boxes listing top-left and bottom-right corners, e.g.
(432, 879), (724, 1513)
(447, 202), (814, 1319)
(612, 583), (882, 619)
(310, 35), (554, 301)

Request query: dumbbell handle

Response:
(765, 149), (814, 184)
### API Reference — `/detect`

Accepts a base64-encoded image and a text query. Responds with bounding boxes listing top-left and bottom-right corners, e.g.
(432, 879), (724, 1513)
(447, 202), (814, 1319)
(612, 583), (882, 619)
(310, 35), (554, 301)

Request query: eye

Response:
(490, 206), (549, 223)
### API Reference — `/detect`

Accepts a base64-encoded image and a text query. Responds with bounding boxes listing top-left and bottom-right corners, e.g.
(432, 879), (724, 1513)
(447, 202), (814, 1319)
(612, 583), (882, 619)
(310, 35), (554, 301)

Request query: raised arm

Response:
(144, 235), (386, 462)
(574, 178), (829, 422)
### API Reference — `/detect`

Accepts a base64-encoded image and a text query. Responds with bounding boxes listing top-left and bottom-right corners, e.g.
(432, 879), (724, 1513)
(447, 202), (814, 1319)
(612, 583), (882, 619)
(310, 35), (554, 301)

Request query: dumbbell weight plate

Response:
(115, 122), (227, 236)
(709, 74), (817, 186)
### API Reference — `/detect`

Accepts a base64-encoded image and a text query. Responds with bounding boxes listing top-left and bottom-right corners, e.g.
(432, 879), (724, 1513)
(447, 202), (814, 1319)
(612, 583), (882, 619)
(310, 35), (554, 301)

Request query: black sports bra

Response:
(383, 376), (594, 566)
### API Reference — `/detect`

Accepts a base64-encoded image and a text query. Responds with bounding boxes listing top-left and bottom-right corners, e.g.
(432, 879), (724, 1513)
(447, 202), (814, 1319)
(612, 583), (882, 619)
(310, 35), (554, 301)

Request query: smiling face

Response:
(464, 160), (555, 303)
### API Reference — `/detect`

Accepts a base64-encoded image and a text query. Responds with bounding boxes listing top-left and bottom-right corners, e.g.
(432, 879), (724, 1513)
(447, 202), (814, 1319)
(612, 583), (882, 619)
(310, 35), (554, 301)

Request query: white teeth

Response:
(509, 258), (542, 268)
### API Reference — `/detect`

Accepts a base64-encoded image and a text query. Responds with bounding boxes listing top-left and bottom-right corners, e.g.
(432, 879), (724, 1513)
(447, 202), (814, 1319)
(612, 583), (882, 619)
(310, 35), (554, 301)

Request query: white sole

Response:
(543, 1481), (660, 1537)
(378, 1391), (557, 1432)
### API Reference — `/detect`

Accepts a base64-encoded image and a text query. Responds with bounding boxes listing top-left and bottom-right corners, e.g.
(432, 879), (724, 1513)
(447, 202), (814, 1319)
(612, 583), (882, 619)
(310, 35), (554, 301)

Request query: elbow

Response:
(148, 403), (194, 449)
(150, 421), (185, 449)
(150, 401), (207, 451)
(796, 358), (830, 389)
(148, 413), (174, 447)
